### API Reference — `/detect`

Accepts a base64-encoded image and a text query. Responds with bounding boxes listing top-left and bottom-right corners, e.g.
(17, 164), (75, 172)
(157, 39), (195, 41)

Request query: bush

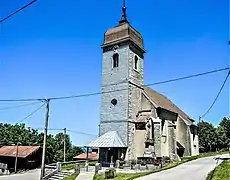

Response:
(104, 168), (117, 179)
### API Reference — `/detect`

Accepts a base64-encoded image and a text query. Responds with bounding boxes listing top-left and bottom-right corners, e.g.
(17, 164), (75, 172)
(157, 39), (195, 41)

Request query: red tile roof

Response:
(0, 146), (40, 158)
(74, 152), (98, 161)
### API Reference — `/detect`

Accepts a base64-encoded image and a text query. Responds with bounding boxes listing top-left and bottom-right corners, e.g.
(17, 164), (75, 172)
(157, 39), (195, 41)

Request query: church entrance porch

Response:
(87, 131), (127, 167)
(99, 147), (127, 167)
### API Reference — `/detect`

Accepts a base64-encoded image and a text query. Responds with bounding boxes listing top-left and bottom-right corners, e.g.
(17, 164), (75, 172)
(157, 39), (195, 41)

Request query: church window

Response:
(134, 55), (138, 70)
(113, 53), (119, 68)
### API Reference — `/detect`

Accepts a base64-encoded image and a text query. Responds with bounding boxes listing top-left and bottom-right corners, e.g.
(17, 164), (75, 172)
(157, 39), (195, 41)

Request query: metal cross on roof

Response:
(119, 0), (129, 24)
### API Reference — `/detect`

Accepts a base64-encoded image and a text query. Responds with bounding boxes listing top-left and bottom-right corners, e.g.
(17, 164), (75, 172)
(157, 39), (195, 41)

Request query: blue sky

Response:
(0, 0), (229, 146)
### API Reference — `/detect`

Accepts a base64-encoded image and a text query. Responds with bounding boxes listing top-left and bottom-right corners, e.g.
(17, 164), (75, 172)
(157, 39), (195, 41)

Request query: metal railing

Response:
(41, 160), (93, 179)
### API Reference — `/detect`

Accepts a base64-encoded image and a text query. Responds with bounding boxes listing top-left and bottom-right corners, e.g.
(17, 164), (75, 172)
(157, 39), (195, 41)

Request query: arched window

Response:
(134, 55), (138, 70)
(113, 53), (119, 68)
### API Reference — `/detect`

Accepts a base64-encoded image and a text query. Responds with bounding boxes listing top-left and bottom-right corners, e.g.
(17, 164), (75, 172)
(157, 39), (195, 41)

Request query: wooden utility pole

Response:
(63, 128), (66, 162)
(40, 99), (50, 180)
(14, 143), (19, 173)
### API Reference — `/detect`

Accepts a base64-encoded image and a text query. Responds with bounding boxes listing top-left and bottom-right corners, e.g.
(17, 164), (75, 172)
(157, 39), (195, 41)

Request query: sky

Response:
(0, 0), (229, 146)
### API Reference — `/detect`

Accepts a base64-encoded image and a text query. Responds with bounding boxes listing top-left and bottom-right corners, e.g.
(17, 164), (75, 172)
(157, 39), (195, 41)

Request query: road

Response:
(137, 154), (230, 180)
(0, 169), (40, 180)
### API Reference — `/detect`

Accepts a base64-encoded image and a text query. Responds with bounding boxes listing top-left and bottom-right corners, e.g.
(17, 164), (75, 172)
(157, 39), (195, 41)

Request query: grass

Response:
(93, 151), (229, 180)
(93, 159), (192, 180)
(206, 160), (230, 180)
(63, 173), (79, 180)
(62, 161), (98, 171)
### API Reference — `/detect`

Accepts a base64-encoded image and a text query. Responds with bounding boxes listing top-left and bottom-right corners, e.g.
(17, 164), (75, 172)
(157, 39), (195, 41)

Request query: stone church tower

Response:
(99, 3), (146, 160)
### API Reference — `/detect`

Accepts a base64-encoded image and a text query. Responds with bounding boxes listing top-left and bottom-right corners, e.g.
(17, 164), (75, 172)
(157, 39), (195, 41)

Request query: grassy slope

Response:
(94, 151), (229, 180)
(206, 160), (230, 180)
(63, 173), (78, 180)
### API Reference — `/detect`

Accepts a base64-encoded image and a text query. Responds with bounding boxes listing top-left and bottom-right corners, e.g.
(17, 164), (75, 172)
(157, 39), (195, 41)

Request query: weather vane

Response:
(119, 0), (129, 24)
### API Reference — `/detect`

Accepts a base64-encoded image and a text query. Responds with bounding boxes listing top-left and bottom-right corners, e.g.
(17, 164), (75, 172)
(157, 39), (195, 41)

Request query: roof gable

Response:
(143, 86), (192, 125)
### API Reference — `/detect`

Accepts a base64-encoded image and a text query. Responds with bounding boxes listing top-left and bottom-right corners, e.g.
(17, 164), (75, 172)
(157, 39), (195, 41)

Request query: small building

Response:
(74, 148), (98, 161)
(0, 146), (41, 172)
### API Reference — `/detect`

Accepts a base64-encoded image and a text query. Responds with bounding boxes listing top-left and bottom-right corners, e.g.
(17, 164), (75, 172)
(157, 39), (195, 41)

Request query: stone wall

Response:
(184, 126), (192, 156)
(161, 120), (169, 157)
(100, 43), (144, 156)
(134, 130), (146, 158)
(168, 121), (176, 156)
(100, 82), (129, 145)
(176, 118), (187, 149)
(190, 129), (199, 156)
(100, 44), (130, 145)
(153, 118), (161, 157)
(126, 48), (144, 160)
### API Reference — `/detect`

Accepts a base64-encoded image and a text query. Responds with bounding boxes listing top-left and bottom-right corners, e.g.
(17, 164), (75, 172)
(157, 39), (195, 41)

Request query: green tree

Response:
(0, 123), (83, 164)
(197, 121), (216, 152)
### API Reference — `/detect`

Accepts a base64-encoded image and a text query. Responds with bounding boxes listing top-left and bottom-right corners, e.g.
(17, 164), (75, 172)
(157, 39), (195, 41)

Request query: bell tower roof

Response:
(102, 1), (145, 53)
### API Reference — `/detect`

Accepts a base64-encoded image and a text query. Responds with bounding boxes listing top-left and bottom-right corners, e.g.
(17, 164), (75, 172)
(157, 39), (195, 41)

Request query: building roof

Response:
(103, 22), (144, 51)
(143, 86), (193, 125)
(74, 152), (98, 161)
(88, 131), (126, 148)
(0, 146), (40, 158)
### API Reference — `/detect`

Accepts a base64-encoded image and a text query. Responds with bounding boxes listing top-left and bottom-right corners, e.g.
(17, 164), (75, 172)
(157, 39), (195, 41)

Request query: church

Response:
(88, 2), (199, 166)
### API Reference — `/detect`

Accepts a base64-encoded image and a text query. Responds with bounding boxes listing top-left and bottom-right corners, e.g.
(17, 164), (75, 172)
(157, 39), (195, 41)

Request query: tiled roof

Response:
(0, 146), (40, 158)
(74, 152), (98, 161)
(88, 131), (126, 148)
(143, 86), (192, 125)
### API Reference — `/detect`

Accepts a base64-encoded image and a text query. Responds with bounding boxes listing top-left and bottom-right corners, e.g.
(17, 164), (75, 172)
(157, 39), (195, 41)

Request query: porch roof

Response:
(87, 131), (126, 148)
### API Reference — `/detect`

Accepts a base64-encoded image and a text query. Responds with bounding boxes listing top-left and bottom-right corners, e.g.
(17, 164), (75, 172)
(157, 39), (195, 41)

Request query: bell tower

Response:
(99, 0), (146, 159)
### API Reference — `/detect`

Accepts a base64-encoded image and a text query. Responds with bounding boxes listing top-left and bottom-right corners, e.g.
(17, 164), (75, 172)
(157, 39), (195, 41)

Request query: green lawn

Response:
(94, 151), (229, 180)
(62, 161), (98, 171)
(93, 159), (192, 180)
(63, 173), (78, 180)
(206, 160), (230, 180)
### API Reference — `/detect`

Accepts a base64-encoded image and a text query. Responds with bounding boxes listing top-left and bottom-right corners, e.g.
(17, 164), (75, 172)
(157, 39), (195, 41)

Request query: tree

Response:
(219, 117), (230, 138)
(197, 121), (216, 152)
(0, 123), (83, 164)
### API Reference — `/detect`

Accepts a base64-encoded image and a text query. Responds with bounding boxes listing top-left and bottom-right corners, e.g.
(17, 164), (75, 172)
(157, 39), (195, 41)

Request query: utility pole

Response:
(14, 143), (19, 173)
(63, 128), (66, 162)
(40, 99), (50, 180)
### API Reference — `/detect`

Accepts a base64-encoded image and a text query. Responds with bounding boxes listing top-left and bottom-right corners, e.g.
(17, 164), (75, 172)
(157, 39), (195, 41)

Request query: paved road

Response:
(136, 154), (230, 180)
(0, 169), (40, 180)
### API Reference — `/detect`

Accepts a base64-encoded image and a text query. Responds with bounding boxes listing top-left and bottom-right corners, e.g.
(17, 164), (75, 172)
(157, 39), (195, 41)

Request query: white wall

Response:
(134, 130), (146, 159)
(190, 132), (199, 156)
(161, 120), (169, 157)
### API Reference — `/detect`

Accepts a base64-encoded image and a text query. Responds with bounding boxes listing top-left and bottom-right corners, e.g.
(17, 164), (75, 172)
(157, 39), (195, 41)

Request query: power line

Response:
(16, 102), (46, 124)
(145, 67), (229, 86)
(200, 71), (230, 119)
(33, 128), (97, 136)
(44, 67), (230, 101)
(0, 102), (41, 111)
(67, 129), (97, 137)
(0, 67), (229, 102)
(0, 0), (37, 23)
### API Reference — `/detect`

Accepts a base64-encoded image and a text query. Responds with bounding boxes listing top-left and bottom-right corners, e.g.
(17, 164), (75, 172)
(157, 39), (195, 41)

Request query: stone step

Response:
(47, 171), (73, 180)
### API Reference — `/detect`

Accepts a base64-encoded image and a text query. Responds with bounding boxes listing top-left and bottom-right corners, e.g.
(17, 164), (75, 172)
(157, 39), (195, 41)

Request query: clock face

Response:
(111, 99), (118, 106)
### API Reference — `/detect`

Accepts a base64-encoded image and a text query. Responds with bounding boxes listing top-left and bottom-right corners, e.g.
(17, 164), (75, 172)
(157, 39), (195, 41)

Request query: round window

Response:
(111, 99), (118, 106)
